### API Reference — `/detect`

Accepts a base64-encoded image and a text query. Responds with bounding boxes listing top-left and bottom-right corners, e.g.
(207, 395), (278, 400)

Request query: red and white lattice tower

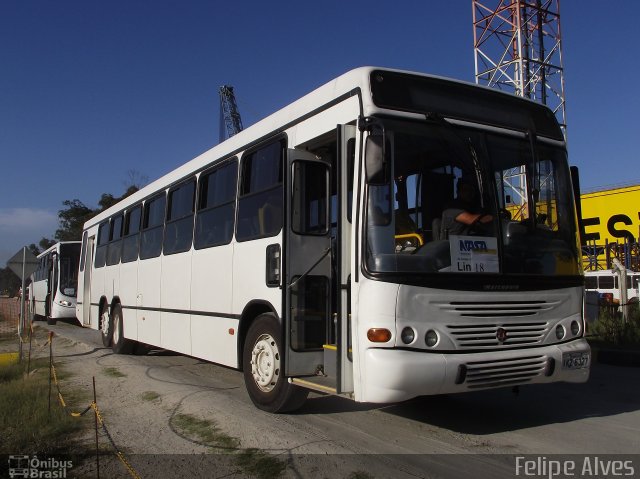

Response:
(473, 0), (566, 135)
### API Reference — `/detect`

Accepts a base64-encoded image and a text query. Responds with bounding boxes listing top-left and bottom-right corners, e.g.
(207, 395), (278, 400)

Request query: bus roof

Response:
(36, 241), (82, 259)
(84, 66), (560, 230)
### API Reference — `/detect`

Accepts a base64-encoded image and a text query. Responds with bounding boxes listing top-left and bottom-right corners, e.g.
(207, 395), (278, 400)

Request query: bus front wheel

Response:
(242, 314), (308, 413)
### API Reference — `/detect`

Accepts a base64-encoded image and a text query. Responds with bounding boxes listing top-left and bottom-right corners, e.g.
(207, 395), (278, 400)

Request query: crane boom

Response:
(219, 85), (244, 143)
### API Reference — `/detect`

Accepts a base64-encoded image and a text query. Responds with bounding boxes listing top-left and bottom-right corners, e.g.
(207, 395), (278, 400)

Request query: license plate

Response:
(562, 351), (590, 370)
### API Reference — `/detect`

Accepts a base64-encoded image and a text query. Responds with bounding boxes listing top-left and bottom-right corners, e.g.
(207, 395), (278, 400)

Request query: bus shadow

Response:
(376, 361), (640, 435)
(296, 361), (640, 432)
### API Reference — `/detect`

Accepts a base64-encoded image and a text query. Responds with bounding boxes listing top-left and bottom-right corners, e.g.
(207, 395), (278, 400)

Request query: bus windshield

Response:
(59, 243), (81, 297)
(365, 120), (581, 277)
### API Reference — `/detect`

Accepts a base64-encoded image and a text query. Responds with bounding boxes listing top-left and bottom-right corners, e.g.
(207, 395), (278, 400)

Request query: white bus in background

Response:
(30, 241), (81, 325)
(584, 270), (640, 305)
(76, 67), (590, 413)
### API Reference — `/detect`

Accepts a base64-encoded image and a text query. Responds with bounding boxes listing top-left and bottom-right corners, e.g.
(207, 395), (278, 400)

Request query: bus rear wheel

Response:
(100, 304), (112, 347)
(111, 303), (134, 354)
(243, 314), (308, 413)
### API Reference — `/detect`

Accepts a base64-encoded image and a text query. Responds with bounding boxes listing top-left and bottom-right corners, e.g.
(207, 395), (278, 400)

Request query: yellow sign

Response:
(580, 184), (640, 245)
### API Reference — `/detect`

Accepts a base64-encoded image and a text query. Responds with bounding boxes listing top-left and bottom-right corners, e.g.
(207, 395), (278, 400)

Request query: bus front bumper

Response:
(51, 302), (77, 320)
(361, 339), (590, 403)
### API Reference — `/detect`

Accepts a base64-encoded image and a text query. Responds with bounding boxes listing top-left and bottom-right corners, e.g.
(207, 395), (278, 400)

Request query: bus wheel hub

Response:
(251, 334), (280, 392)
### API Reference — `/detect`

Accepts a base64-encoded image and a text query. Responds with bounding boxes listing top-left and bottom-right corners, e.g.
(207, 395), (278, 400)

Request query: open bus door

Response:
(284, 149), (332, 378)
(286, 125), (356, 396)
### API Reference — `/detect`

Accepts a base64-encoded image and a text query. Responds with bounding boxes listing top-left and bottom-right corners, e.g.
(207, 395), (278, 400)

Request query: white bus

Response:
(30, 241), (81, 325)
(584, 270), (640, 305)
(76, 67), (590, 412)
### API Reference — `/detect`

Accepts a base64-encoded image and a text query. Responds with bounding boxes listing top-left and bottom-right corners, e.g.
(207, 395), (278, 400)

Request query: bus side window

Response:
(163, 178), (196, 255)
(140, 193), (166, 260)
(122, 205), (142, 263)
(599, 275), (614, 289)
(80, 231), (88, 272)
(236, 140), (284, 241)
(94, 221), (110, 268)
(106, 214), (123, 266)
(584, 276), (597, 289)
(194, 160), (238, 249)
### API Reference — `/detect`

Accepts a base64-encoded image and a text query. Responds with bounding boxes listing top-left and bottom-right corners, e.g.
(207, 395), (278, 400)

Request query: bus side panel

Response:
(232, 238), (283, 320)
(119, 261), (138, 340)
(104, 263), (120, 313)
(191, 244), (236, 366)
(161, 251), (192, 355)
(137, 256), (161, 346)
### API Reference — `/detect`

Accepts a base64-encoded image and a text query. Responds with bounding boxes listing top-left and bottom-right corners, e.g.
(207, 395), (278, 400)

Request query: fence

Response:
(13, 325), (142, 479)
(0, 296), (20, 335)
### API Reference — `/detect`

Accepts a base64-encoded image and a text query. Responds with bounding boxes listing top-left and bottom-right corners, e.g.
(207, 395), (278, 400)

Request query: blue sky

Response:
(1, 1), (638, 265)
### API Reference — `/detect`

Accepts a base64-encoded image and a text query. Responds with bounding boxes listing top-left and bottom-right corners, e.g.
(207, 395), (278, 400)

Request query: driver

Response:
(440, 178), (493, 238)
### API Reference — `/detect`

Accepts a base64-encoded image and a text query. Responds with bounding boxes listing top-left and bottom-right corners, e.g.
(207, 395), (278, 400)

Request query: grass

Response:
(0, 357), (86, 454)
(140, 390), (160, 402)
(102, 366), (127, 378)
(172, 412), (287, 479)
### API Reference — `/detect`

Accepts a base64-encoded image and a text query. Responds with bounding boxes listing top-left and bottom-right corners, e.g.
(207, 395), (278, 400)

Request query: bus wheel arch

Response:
(242, 312), (308, 413)
(237, 300), (279, 370)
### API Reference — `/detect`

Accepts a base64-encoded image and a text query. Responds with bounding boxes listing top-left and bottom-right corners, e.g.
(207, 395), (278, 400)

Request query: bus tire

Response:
(111, 303), (134, 354)
(243, 314), (308, 413)
(100, 304), (113, 347)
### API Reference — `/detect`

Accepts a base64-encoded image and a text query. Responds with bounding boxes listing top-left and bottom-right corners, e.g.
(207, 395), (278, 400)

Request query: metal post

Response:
(48, 337), (52, 416)
(18, 247), (26, 361)
(93, 376), (100, 479)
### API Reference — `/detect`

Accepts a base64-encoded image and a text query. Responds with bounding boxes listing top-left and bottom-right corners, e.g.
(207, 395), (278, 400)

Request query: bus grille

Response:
(463, 355), (548, 389)
(440, 300), (556, 349)
(447, 321), (549, 348)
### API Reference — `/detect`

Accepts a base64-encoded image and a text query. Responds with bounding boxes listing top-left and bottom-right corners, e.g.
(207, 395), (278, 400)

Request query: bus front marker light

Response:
(400, 327), (415, 344)
(425, 329), (438, 347)
(367, 328), (391, 343)
(555, 325), (565, 340)
(570, 320), (580, 336)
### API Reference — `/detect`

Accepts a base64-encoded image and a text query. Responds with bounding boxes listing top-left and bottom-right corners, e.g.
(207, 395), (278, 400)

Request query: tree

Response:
(55, 199), (95, 241)
(0, 267), (20, 297)
(28, 243), (40, 257)
(124, 169), (148, 191)
(39, 170), (147, 244)
(38, 237), (56, 251)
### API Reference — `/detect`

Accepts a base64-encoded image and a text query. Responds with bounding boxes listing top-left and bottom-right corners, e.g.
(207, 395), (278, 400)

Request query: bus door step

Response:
(290, 377), (337, 395)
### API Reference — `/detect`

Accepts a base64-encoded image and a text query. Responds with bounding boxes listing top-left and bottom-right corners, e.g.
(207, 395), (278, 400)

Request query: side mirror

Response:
(365, 135), (386, 185)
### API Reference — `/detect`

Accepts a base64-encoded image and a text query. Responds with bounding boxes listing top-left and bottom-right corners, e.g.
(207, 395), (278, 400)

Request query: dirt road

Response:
(10, 315), (640, 478)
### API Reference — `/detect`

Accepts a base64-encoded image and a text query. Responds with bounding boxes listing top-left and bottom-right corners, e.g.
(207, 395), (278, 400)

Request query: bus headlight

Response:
(59, 300), (72, 307)
(555, 325), (565, 340)
(425, 329), (439, 347)
(400, 327), (415, 344)
(570, 320), (580, 336)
